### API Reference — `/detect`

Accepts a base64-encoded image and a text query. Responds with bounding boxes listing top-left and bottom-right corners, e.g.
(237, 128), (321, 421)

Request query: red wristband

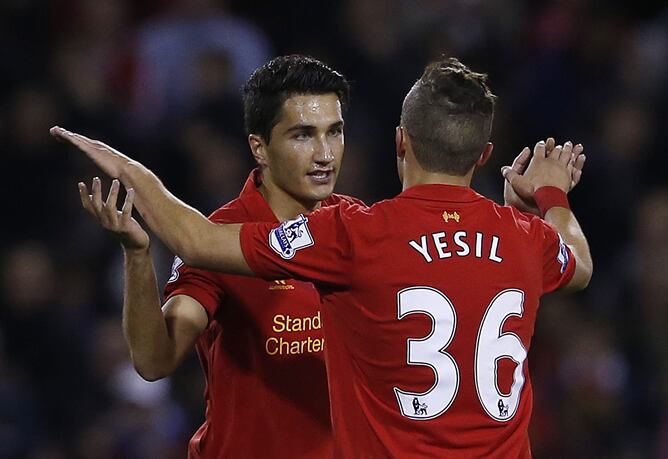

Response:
(534, 186), (570, 217)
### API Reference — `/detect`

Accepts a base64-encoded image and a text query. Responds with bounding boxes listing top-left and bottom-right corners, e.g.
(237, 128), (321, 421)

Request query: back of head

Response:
(242, 55), (350, 143)
(401, 57), (496, 175)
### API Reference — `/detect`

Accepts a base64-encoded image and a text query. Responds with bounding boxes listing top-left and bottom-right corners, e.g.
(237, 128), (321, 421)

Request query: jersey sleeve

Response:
(239, 203), (357, 288)
(537, 220), (577, 293)
(163, 256), (225, 321)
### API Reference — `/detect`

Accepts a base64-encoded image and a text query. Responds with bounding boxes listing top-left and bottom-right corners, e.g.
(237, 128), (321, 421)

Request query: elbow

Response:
(580, 251), (594, 289)
(570, 259), (593, 291)
(136, 370), (165, 383)
(174, 222), (218, 270)
(581, 262), (593, 289)
(131, 358), (172, 382)
(176, 241), (208, 270)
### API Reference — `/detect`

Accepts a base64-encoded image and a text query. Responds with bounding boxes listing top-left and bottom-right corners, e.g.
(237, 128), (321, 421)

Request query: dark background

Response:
(1, 0), (667, 457)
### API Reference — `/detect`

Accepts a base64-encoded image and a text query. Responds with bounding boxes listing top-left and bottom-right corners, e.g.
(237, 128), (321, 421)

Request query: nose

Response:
(313, 135), (334, 165)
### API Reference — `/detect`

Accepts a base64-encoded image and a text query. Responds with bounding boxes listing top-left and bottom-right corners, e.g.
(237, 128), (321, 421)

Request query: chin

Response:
(302, 186), (335, 204)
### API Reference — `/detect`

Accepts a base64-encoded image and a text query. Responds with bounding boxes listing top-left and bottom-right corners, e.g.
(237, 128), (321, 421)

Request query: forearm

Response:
(122, 247), (177, 380)
(544, 207), (593, 290)
(119, 162), (251, 274)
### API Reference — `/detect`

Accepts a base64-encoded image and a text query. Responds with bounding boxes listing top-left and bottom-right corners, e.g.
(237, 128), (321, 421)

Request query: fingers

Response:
(502, 166), (535, 200)
(533, 140), (547, 159)
(51, 126), (93, 151)
(546, 144), (562, 161)
(91, 177), (104, 216)
(104, 179), (121, 225)
(510, 147), (531, 174)
(546, 137), (556, 153)
(79, 178), (128, 227)
(106, 179), (120, 212)
(51, 126), (122, 174)
(51, 126), (97, 148)
(51, 126), (115, 154)
(571, 154), (586, 189)
(50, 126), (68, 141)
(559, 141), (573, 164)
(574, 151), (586, 171)
(121, 187), (135, 224)
(78, 182), (97, 218)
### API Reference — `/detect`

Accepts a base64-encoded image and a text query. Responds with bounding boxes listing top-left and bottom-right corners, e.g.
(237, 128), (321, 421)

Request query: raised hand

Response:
(502, 138), (554, 214)
(502, 138), (585, 215)
(51, 126), (132, 180)
(79, 177), (150, 252)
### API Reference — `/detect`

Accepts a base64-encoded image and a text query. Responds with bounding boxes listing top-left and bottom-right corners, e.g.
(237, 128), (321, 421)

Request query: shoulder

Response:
(486, 200), (559, 243)
(313, 196), (371, 222)
(207, 198), (251, 224)
(323, 193), (368, 208)
(308, 194), (372, 224)
(483, 199), (536, 230)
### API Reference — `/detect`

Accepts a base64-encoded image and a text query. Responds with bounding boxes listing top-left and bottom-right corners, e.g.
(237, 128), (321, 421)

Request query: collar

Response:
(237, 169), (280, 222)
(397, 183), (484, 203)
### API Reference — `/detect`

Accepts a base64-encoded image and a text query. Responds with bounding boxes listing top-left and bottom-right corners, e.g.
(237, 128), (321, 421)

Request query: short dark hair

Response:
(400, 57), (496, 175)
(242, 55), (350, 142)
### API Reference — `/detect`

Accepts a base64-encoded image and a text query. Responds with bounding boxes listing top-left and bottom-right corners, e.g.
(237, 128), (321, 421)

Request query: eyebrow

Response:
(284, 120), (345, 134)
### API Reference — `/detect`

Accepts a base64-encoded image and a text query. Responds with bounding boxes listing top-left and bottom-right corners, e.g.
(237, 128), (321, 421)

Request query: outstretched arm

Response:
(53, 126), (252, 275)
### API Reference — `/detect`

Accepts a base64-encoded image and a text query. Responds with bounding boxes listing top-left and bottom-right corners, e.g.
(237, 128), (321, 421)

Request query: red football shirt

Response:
(164, 170), (361, 458)
(239, 184), (576, 458)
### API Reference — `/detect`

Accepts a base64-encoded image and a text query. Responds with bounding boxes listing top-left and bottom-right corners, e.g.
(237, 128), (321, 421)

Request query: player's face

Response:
(264, 93), (344, 206)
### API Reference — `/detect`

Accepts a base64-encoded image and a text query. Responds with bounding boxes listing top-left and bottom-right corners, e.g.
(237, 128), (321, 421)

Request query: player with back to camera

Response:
(53, 56), (591, 458)
(64, 55), (360, 458)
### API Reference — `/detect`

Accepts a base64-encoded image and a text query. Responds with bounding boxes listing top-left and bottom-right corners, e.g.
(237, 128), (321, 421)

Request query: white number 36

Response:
(394, 287), (527, 422)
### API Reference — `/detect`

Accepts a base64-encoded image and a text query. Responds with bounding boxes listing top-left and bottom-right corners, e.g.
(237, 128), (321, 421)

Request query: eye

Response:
(329, 126), (343, 137)
(293, 132), (310, 140)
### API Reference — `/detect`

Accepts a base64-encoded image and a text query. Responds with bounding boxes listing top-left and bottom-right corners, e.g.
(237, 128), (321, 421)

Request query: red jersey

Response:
(164, 170), (361, 458)
(239, 184), (576, 458)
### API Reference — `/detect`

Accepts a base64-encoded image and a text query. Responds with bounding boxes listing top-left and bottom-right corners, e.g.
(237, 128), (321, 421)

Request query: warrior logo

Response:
(269, 214), (314, 259)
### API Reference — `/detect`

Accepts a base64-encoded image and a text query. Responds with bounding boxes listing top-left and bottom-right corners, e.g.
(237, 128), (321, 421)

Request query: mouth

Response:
(307, 169), (334, 185)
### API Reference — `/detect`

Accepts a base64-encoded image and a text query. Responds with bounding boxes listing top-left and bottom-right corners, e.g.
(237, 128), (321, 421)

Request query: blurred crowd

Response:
(1, 0), (667, 457)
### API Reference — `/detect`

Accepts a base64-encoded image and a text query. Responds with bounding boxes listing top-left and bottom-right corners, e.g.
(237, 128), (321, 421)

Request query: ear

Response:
(396, 126), (407, 159)
(476, 142), (493, 167)
(249, 134), (268, 167)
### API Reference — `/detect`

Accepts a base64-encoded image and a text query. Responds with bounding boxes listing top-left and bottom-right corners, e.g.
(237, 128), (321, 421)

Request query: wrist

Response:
(122, 244), (151, 258)
(534, 186), (570, 217)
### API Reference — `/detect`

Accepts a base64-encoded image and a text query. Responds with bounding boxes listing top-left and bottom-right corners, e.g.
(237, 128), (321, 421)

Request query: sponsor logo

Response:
(168, 256), (184, 283)
(269, 215), (314, 259)
(442, 211), (460, 223)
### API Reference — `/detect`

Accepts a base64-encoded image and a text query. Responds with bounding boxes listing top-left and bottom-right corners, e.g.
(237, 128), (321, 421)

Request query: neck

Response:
(258, 172), (321, 222)
(401, 167), (473, 191)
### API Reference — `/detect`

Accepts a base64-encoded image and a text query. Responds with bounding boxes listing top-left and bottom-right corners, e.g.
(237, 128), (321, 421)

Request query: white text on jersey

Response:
(408, 231), (502, 263)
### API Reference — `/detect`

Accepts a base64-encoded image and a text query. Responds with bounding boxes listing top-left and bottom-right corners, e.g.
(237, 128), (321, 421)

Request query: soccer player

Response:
(53, 57), (592, 457)
(67, 55), (358, 458)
